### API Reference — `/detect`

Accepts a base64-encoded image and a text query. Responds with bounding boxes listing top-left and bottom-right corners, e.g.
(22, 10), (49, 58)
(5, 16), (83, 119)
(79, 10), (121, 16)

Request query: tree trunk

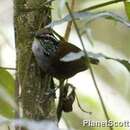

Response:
(14, 0), (56, 120)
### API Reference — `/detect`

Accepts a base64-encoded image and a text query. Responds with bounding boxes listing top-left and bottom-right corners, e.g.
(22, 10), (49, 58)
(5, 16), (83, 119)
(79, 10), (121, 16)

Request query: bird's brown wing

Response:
(56, 42), (81, 59)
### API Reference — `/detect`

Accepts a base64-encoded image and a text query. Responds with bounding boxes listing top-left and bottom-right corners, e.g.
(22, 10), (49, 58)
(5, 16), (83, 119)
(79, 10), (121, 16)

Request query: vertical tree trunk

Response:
(14, 0), (56, 120)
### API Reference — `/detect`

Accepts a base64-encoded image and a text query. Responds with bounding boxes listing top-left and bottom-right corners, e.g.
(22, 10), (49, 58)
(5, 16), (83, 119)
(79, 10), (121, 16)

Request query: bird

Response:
(32, 29), (99, 80)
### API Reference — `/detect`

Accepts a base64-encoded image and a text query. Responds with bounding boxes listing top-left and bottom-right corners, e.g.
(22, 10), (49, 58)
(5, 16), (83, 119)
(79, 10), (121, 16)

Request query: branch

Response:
(78, 0), (124, 12)
(64, 0), (75, 41)
(0, 66), (16, 70)
(14, 0), (56, 120)
(66, 3), (113, 130)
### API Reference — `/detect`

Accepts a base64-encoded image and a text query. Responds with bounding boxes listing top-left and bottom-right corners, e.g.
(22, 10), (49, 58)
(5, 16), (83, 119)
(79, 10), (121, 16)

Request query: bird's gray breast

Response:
(32, 38), (51, 71)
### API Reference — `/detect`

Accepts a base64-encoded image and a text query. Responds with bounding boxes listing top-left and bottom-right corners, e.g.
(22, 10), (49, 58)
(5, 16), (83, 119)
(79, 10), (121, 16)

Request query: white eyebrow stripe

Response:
(60, 51), (85, 62)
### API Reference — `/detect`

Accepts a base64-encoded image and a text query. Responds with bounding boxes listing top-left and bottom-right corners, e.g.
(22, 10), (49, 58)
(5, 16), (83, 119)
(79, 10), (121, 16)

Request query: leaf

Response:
(0, 68), (15, 95)
(84, 28), (94, 46)
(87, 52), (130, 73)
(124, 1), (130, 20)
(0, 87), (17, 109)
(57, 0), (68, 16)
(0, 86), (17, 117)
(0, 69), (15, 117)
(45, 11), (130, 28)
(0, 98), (15, 117)
(113, 59), (130, 72)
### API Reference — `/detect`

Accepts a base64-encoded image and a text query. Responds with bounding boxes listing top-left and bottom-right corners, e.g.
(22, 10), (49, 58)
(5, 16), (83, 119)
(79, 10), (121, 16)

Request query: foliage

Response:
(0, 0), (130, 130)
(0, 69), (15, 117)
(124, 1), (130, 20)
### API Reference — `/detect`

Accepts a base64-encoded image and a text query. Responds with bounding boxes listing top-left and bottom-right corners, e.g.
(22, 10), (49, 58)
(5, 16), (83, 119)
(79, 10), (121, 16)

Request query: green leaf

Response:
(0, 68), (15, 95)
(0, 86), (16, 117)
(0, 98), (15, 117)
(99, 55), (130, 73)
(124, 1), (130, 20)
(114, 59), (130, 72)
(0, 69), (16, 117)
(46, 11), (130, 28)
(87, 52), (130, 73)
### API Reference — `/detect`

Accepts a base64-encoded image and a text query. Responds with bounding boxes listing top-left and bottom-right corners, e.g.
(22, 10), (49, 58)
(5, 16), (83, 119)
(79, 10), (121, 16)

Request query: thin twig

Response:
(0, 66), (16, 70)
(52, 29), (65, 42)
(68, 83), (91, 114)
(64, 0), (75, 41)
(65, 3), (113, 130)
(75, 93), (92, 115)
(78, 0), (124, 12)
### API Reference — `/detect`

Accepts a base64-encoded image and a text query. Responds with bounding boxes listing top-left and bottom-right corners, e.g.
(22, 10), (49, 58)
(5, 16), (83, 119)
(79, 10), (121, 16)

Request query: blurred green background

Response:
(0, 0), (130, 130)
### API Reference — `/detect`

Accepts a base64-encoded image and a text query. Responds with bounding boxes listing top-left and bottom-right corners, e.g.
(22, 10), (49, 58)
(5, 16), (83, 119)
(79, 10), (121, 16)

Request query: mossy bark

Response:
(14, 0), (56, 120)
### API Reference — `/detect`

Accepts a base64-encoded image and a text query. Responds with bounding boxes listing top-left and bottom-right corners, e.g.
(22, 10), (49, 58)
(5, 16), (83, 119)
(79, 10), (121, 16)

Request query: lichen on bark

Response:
(14, 0), (56, 120)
